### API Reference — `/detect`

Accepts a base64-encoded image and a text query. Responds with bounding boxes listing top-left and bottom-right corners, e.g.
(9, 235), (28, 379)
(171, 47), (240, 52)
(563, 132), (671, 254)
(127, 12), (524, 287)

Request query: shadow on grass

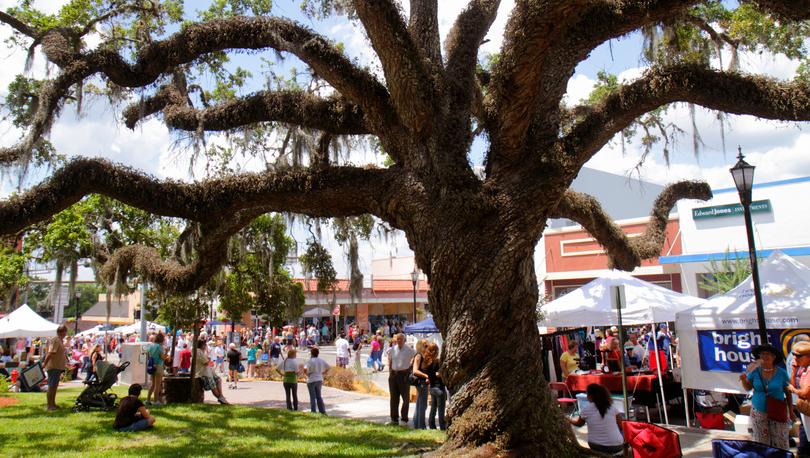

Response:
(0, 388), (442, 458)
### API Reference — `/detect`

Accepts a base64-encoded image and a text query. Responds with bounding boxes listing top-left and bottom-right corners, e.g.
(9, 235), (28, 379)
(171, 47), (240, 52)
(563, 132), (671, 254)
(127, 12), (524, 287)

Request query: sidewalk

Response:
(203, 379), (391, 423)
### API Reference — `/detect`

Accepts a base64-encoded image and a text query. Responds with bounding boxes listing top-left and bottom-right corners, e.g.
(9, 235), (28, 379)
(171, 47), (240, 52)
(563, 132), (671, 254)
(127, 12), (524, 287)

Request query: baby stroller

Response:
(73, 360), (130, 412)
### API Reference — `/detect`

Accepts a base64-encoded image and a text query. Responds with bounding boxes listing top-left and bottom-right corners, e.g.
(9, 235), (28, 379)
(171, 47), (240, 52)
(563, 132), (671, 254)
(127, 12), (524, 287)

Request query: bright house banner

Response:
(698, 328), (810, 372)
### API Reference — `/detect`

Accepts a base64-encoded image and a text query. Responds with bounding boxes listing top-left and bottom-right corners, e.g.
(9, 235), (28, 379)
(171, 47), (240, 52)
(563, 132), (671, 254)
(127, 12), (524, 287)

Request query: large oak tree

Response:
(1, 0), (809, 454)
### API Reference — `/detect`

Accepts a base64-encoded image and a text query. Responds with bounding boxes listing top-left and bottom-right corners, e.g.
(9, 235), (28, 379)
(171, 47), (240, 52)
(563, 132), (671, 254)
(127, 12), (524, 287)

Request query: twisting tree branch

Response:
(682, 14), (740, 49)
(123, 85), (370, 134)
(559, 64), (810, 167)
(0, 158), (399, 236)
(408, 0), (442, 65)
(442, 0), (500, 154)
(488, 0), (702, 171)
(100, 210), (260, 293)
(354, 0), (438, 135)
(748, 0), (810, 20)
(549, 181), (712, 270)
(0, 16), (397, 165)
(0, 11), (37, 38)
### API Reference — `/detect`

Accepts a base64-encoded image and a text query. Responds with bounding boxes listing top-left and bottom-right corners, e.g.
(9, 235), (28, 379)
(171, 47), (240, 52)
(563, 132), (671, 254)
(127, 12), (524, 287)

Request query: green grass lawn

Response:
(0, 388), (444, 457)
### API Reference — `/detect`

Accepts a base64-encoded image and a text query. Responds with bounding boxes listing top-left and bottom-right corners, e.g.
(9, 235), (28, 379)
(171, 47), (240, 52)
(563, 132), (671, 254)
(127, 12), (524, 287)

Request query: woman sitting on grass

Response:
(114, 384), (156, 432)
(568, 383), (624, 454)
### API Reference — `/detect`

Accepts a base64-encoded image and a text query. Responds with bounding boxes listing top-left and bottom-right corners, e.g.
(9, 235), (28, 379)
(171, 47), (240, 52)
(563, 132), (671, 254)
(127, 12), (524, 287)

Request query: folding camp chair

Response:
(549, 381), (578, 415)
(623, 420), (682, 458)
(712, 439), (795, 458)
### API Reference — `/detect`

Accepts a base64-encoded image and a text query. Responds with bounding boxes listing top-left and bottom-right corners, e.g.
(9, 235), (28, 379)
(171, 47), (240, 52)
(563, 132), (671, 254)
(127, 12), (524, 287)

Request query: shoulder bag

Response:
(759, 368), (789, 423)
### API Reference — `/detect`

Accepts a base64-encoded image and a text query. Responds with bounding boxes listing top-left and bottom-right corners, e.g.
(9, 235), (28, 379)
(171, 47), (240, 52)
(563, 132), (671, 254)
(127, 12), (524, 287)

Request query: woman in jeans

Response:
(304, 347), (331, 414)
(281, 349), (300, 410)
(411, 339), (431, 429)
(423, 342), (446, 430)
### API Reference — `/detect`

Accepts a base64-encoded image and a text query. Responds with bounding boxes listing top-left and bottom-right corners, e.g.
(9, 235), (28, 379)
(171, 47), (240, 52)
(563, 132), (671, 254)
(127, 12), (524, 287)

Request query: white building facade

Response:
(661, 175), (810, 297)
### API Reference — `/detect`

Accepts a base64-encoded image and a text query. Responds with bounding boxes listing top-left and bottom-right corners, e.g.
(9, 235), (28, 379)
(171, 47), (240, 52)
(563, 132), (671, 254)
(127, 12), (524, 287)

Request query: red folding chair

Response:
(622, 420), (682, 458)
(549, 382), (578, 415)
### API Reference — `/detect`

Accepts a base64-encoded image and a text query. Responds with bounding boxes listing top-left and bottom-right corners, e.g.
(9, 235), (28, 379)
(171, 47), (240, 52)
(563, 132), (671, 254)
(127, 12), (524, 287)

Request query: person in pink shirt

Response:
(370, 335), (383, 372)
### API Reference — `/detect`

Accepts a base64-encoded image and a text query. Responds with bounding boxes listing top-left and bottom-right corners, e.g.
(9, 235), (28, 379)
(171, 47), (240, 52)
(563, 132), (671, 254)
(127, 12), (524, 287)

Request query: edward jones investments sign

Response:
(692, 200), (772, 220)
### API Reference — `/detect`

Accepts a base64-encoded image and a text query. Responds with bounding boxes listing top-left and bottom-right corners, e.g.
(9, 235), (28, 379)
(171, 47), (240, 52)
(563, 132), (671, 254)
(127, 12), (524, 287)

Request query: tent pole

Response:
(615, 288), (630, 419)
(652, 323), (670, 424)
(683, 387), (690, 427)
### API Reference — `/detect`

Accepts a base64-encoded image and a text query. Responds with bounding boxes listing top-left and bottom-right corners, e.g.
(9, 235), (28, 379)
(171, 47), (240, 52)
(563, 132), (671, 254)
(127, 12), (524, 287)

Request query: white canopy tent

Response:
(0, 304), (59, 338)
(540, 270), (707, 327)
(76, 325), (108, 337)
(540, 270), (706, 425)
(302, 307), (332, 318)
(676, 251), (810, 395)
(113, 321), (166, 334)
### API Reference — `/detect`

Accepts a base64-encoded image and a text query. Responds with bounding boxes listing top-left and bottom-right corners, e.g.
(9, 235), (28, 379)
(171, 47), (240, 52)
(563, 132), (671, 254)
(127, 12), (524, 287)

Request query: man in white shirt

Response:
(626, 333), (646, 363)
(335, 333), (351, 368)
(386, 333), (416, 425)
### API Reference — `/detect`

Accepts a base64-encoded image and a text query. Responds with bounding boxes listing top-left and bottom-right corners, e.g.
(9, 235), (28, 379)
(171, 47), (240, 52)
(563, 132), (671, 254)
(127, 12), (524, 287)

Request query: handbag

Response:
(408, 372), (421, 386)
(759, 368), (789, 422)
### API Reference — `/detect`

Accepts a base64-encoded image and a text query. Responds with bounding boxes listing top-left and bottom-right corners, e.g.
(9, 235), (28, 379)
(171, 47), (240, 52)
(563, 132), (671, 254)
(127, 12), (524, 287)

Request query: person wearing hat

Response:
(623, 342), (641, 370)
(788, 340), (810, 456)
(739, 344), (793, 449)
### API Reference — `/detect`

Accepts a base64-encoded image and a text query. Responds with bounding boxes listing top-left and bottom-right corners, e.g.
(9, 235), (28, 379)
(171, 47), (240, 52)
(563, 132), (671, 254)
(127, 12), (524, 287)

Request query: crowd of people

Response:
(0, 318), (447, 436)
(562, 333), (810, 456)
(559, 324), (673, 380)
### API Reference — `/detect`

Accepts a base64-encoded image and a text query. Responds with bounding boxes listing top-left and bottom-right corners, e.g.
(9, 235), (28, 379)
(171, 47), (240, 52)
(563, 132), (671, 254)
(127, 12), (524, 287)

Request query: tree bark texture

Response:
(423, 226), (578, 455)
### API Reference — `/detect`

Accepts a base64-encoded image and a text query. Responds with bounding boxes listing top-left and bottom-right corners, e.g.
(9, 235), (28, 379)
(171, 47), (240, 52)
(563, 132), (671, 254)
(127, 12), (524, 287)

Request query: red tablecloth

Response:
(565, 373), (657, 393)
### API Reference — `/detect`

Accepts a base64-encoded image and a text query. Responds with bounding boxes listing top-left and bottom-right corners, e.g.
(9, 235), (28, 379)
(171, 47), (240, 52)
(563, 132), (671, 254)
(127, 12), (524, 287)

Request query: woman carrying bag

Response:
(739, 344), (793, 450)
(788, 341), (810, 448)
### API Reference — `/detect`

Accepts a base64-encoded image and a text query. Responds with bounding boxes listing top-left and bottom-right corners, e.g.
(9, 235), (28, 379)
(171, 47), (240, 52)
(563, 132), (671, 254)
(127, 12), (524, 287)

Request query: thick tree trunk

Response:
(425, 228), (581, 456)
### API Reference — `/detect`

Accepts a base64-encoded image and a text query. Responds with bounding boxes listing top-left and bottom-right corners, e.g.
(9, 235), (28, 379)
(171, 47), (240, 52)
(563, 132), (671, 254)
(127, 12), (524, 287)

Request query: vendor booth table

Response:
(566, 372), (657, 393)
(540, 271), (706, 424)
(566, 372), (664, 421)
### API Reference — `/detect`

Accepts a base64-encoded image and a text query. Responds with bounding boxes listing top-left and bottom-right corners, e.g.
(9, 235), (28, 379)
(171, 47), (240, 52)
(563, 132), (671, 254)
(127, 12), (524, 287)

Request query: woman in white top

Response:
(568, 383), (624, 454)
(304, 347), (331, 414)
(281, 349), (301, 411)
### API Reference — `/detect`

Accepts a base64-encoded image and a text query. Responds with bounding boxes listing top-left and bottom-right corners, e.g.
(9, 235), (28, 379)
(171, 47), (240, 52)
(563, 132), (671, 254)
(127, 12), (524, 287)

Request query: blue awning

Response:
(404, 316), (439, 334)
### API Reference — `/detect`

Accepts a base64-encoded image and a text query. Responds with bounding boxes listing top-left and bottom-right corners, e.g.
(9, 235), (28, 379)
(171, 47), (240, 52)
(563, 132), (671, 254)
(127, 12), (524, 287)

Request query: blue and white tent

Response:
(404, 316), (439, 334)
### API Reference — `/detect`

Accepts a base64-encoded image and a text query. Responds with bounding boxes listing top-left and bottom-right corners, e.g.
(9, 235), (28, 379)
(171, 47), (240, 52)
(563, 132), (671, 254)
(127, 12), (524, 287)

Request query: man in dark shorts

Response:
(114, 384), (156, 432)
(41, 325), (68, 411)
(227, 343), (241, 389)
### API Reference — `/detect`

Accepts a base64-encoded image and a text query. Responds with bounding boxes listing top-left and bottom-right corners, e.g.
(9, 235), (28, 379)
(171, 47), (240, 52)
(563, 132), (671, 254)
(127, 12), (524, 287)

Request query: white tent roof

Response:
(113, 321), (166, 334)
(77, 325), (105, 337)
(302, 307), (332, 317)
(676, 251), (810, 393)
(0, 304), (59, 338)
(540, 270), (707, 327)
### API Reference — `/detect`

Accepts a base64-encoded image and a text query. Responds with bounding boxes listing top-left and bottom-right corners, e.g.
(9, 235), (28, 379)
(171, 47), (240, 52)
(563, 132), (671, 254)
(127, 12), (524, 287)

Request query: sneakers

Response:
(217, 397), (229, 405)
(385, 421), (399, 426)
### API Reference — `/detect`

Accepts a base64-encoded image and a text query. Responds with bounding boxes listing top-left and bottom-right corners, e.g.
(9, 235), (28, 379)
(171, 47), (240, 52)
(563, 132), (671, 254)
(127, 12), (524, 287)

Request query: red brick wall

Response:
(544, 220), (681, 273)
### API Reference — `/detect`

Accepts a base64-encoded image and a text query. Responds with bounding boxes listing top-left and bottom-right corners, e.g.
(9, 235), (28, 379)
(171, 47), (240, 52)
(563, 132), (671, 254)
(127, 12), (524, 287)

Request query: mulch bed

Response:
(0, 397), (19, 408)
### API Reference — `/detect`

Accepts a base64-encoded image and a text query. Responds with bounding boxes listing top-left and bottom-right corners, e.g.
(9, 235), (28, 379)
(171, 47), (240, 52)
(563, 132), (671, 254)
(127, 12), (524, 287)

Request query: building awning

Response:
(660, 246), (810, 264)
